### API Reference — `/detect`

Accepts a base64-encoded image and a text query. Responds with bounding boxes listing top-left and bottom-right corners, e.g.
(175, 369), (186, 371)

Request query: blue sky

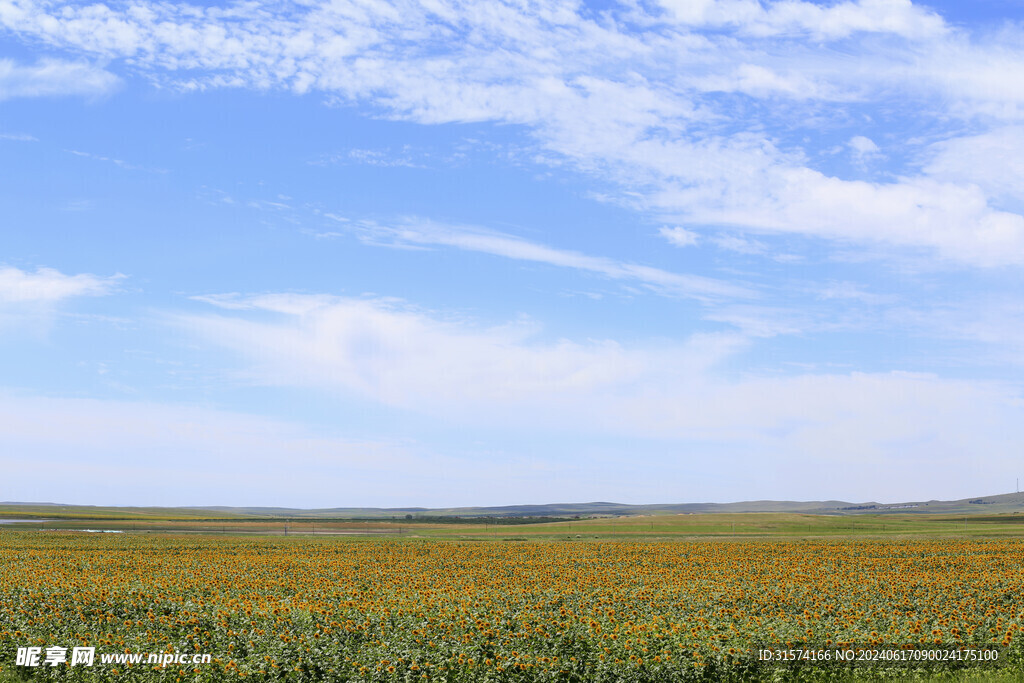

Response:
(2, 0), (1024, 507)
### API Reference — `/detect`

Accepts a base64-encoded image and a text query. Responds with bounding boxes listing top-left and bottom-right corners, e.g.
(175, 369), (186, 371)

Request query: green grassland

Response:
(0, 504), (255, 521)
(423, 511), (1024, 541)
(4, 510), (1024, 540)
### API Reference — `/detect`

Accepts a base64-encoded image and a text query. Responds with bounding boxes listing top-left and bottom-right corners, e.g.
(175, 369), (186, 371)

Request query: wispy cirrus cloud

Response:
(659, 226), (699, 247)
(341, 218), (753, 300)
(4, 1), (1024, 264)
(66, 149), (168, 173)
(0, 266), (122, 304)
(312, 147), (425, 168)
(0, 266), (124, 333)
(0, 58), (118, 100)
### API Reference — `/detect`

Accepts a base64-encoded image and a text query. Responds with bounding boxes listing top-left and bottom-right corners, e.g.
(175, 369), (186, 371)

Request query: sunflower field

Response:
(1, 531), (1022, 681)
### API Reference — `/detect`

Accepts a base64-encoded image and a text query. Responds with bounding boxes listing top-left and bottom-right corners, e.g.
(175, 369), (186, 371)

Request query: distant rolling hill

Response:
(4, 492), (1023, 520)
(182, 491), (1024, 517)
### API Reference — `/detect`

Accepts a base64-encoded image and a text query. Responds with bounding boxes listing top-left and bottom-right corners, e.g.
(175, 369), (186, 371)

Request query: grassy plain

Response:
(1, 526), (1022, 682)
(5, 510), (1024, 540)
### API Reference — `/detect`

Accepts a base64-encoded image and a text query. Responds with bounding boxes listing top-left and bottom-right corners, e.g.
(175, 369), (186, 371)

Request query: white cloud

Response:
(656, 0), (947, 40)
(0, 132), (37, 141)
(0, 392), (499, 507)
(848, 136), (879, 155)
(711, 234), (766, 255)
(348, 218), (751, 300)
(923, 127), (1024, 208)
(65, 149), (166, 173)
(816, 281), (893, 305)
(881, 296), (1024, 365)
(179, 293), (743, 407)
(920, 38), (1024, 120)
(0, 58), (118, 100)
(656, 167), (1024, 266)
(161, 292), (1024, 501)
(659, 225), (699, 247)
(345, 148), (422, 168)
(848, 135), (882, 167)
(4, 1), (1024, 265)
(0, 266), (121, 303)
(695, 63), (834, 99)
(702, 304), (812, 337)
(7, 376), (1015, 505)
